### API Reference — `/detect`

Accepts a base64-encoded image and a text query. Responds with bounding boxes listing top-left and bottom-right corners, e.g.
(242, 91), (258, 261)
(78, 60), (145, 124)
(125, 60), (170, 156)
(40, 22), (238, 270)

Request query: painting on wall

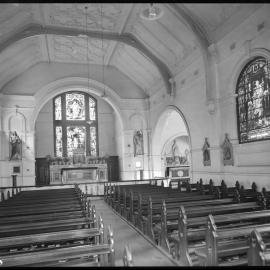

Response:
(9, 131), (22, 160)
(202, 138), (211, 166)
(133, 130), (144, 157)
(221, 133), (234, 166)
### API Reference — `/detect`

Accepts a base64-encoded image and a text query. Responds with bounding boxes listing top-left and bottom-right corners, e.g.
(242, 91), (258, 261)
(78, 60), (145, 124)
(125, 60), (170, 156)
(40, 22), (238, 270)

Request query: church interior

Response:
(0, 3), (270, 266)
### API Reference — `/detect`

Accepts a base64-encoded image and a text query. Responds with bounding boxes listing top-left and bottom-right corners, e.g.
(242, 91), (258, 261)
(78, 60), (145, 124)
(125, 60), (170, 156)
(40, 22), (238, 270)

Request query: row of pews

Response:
(104, 179), (270, 266)
(0, 184), (133, 267)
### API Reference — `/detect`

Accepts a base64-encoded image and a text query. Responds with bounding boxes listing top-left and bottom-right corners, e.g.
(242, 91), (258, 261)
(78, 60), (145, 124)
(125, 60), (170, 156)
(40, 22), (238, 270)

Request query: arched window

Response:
(53, 91), (98, 157)
(236, 57), (270, 143)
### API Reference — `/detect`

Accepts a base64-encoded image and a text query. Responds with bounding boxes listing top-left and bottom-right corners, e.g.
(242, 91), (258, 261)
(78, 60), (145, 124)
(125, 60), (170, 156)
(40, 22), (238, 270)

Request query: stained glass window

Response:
(53, 91), (98, 157)
(89, 97), (96, 121)
(66, 93), (85, 120)
(54, 97), (62, 120)
(90, 126), (97, 156)
(55, 126), (63, 157)
(236, 57), (270, 143)
(67, 126), (86, 157)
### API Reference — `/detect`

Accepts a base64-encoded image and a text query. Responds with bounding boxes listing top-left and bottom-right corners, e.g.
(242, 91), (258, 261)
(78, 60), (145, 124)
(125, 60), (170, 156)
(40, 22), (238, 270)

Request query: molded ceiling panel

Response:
(0, 3), (263, 97)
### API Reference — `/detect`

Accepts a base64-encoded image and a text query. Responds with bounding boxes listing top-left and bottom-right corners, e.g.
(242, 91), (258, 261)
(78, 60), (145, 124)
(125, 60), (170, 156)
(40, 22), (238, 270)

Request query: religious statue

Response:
(9, 131), (22, 160)
(202, 138), (211, 166)
(133, 130), (143, 156)
(171, 139), (178, 159)
(221, 133), (234, 166)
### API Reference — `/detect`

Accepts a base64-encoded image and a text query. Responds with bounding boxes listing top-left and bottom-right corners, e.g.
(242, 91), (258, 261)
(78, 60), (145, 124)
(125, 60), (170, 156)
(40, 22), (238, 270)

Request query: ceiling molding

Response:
(0, 22), (173, 95)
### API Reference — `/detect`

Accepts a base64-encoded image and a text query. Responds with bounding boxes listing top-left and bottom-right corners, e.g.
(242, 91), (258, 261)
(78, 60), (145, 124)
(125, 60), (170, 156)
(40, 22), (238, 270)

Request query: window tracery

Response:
(236, 57), (270, 143)
(53, 91), (98, 157)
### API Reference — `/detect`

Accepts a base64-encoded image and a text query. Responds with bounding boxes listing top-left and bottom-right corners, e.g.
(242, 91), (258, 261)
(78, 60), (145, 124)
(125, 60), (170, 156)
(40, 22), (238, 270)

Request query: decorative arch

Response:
(161, 134), (189, 156)
(4, 111), (26, 133)
(31, 77), (125, 132)
(151, 105), (192, 178)
(229, 48), (270, 95)
(31, 77), (126, 172)
(152, 105), (191, 155)
(129, 113), (147, 130)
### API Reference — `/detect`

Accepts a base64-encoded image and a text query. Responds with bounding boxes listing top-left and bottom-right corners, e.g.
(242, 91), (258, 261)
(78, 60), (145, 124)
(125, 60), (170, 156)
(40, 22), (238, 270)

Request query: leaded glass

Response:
(54, 92), (98, 157)
(236, 57), (270, 143)
(67, 126), (86, 157)
(89, 97), (96, 121)
(90, 126), (97, 156)
(54, 96), (62, 120)
(66, 93), (85, 120)
(55, 126), (63, 157)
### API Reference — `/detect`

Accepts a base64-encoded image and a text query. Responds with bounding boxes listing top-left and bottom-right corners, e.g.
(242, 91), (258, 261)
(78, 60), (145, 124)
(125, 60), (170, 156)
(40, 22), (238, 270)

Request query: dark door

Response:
(107, 156), (119, 182)
(35, 158), (50, 186)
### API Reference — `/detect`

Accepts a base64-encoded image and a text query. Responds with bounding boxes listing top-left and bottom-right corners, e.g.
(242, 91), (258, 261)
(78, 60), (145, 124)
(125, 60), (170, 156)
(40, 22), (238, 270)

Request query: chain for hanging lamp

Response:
(85, 6), (90, 93)
(100, 3), (106, 98)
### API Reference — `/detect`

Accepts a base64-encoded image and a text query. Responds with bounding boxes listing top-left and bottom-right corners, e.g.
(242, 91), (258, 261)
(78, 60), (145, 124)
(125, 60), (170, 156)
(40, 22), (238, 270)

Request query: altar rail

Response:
(0, 178), (168, 199)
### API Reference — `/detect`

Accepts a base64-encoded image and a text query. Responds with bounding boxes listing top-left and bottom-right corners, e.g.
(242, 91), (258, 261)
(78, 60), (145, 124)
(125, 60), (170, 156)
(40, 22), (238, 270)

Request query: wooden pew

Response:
(219, 180), (240, 198)
(248, 229), (270, 266)
(137, 188), (222, 237)
(144, 193), (237, 241)
(0, 192), (88, 218)
(0, 225), (115, 267)
(131, 183), (221, 229)
(0, 215), (104, 254)
(0, 188), (82, 206)
(0, 185), (121, 267)
(156, 196), (264, 259)
(0, 215), (95, 238)
(176, 207), (270, 265)
(113, 184), (168, 212)
(238, 182), (258, 202)
(197, 214), (270, 266)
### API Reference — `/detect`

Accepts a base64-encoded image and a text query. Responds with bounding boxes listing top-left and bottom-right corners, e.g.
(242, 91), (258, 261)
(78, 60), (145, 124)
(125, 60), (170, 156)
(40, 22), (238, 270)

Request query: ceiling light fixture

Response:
(140, 3), (164, 21)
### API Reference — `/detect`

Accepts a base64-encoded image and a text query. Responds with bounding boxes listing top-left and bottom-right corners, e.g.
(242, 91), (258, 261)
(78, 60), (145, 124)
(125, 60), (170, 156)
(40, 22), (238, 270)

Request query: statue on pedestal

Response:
(9, 131), (22, 160)
(133, 130), (144, 157)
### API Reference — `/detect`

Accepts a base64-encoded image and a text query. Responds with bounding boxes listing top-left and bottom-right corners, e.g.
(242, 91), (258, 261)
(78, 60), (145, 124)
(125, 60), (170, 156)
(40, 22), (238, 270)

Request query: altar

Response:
(49, 153), (109, 184)
(50, 163), (107, 184)
(47, 154), (119, 184)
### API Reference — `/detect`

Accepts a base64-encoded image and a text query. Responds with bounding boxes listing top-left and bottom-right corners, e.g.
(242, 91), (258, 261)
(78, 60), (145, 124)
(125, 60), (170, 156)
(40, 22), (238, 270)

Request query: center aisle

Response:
(91, 197), (179, 266)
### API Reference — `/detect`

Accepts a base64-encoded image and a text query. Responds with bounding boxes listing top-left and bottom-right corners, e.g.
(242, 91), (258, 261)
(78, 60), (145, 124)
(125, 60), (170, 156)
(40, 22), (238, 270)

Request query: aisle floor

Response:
(91, 197), (178, 267)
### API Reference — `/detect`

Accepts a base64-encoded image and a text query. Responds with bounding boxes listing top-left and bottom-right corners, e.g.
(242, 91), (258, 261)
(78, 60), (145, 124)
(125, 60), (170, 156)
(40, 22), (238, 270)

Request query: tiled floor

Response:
(91, 197), (178, 266)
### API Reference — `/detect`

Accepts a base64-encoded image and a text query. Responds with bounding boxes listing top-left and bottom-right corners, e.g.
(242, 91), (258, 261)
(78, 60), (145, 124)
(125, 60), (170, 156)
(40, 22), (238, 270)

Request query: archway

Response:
(151, 106), (191, 182)
(32, 78), (126, 186)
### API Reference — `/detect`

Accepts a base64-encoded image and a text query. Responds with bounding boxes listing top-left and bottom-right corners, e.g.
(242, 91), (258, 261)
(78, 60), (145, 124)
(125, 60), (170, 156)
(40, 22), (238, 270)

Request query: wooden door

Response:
(35, 158), (50, 186)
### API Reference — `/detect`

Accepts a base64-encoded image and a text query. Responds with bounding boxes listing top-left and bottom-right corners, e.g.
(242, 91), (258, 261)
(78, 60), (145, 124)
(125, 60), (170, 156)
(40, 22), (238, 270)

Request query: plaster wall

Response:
(209, 4), (270, 190)
(149, 4), (270, 190)
(0, 95), (35, 186)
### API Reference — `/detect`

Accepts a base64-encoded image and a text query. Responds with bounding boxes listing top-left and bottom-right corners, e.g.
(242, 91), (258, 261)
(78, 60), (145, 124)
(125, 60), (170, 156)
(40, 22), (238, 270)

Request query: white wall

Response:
(149, 4), (270, 189)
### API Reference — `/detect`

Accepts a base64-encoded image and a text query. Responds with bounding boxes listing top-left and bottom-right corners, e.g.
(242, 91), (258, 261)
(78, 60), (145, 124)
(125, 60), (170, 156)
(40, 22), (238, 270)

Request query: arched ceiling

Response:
(0, 3), (262, 98)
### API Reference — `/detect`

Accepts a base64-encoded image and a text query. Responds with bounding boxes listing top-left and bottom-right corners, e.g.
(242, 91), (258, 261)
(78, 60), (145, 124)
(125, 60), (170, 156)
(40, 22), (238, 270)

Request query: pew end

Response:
(248, 229), (267, 266)
(123, 245), (133, 266)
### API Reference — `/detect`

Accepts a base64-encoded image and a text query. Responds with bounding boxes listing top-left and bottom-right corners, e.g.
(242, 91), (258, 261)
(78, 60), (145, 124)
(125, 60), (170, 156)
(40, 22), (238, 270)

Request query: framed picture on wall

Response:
(13, 166), (20, 174)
